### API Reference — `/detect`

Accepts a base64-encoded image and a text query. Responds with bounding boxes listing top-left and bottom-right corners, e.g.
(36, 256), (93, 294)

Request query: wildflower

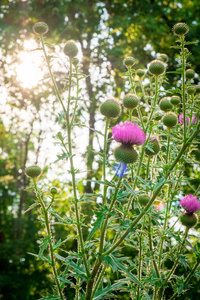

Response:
(113, 162), (128, 177)
(180, 194), (200, 213)
(112, 122), (145, 145)
(178, 114), (195, 124)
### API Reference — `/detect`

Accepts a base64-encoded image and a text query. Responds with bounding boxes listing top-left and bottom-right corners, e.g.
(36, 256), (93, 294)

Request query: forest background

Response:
(0, 0), (200, 299)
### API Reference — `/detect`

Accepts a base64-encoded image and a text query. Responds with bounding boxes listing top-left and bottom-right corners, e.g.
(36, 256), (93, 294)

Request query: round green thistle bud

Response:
(142, 116), (148, 123)
(25, 165), (42, 178)
(123, 56), (135, 68)
(159, 97), (173, 112)
(50, 187), (57, 195)
(148, 60), (165, 76)
(157, 54), (168, 63)
(145, 138), (160, 156)
(114, 144), (138, 164)
(32, 22), (49, 35)
(163, 112), (177, 128)
(186, 69), (195, 80)
(136, 69), (146, 77)
(100, 98), (121, 118)
(64, 40), (78, 58)
(170, 95), (180, 106)
(195, 85), (200, 94)
(138, 194), (150, 206)
(123, 93), (139, 109)
(173, 23), (189, 36)
(153, 111), (163, 121)
(186, 86), (195, 95)
(72, 58), (79, 66)
(180, 212), (198, 228)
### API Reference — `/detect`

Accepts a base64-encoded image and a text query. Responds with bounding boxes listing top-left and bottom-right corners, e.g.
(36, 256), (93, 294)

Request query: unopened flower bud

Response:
(173, 23), (189, 36)
(138, 194), (150, 206)
(114, 144), (138, 164)
(163, 112), (177, 128)
(148, 60), (165, 76)
(100, 98), (121, 118)
(145, 137), (160, 156)
(25, 166), (42, 178)
(123, 56), (135, 68)
(195, 85), (200, 94)
(186, 69), (195, 80)
(64, 40), (78, 58)
(50, 187), (57, 195)
(123, 94), (139, 109)
(32, 22), (49, 36)
(180, 212), (198, 228)
(72, 58), (79, 66)
(157, 53), (168, 63)
(136, 69), (146, 77)
(170, 95), (180, 106)
(159, 97), (173, 112)
(186, 86), (195, 95)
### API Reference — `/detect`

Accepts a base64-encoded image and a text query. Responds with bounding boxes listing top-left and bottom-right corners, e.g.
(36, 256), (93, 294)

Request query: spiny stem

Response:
(99, 177), (122, 253)
(91, 265), (107, 298)
(40, 36), (67, 116)
(181, 35), (187, 140)
(103, 118), (109, 206)
(33, 180), (65, 300)
(158, 227), (189, 300)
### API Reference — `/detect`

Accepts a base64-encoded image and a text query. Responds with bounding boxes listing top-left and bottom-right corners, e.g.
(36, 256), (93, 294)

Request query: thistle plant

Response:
(25, 22), (200, 300)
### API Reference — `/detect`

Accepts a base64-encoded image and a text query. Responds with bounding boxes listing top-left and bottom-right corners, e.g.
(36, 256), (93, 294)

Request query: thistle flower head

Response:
(112, 122), (146, 145)
(180, 194), (200, 213)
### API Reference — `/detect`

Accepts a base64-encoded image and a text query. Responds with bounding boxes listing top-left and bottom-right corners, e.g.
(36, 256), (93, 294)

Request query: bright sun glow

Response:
(16, 39), (45, 89)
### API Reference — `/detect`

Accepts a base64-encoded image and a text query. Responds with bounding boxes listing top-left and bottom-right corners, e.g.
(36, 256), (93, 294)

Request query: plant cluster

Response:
(25, 22), (200, 300)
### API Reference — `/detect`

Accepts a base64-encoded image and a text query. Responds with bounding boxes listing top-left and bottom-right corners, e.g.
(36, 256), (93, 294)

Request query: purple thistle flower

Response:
(180, 194), (200, 213)
(113, 162), (128, 177)
(178, 114), (195, 124)
(112, 122), (146, 145)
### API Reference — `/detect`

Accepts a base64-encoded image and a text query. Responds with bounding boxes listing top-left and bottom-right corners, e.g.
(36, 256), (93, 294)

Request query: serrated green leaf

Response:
(110, 254), (143, 287)
(122, 180), (137, 197)
(94, 281), (126, 300)
(23, 202), (39, 214)
(87, 212), (104, 240)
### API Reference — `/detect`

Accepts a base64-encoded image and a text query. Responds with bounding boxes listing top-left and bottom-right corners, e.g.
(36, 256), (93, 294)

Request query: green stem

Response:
(129, 109), (133, 121)
(67, 59), (90, 277)
(136, 218), (145, 300)
(158, 227), (189, 300)
(99, 177), (122, 253)
(40, 36), (67, 116)
(181, 35), (187, 140)
(148, 216), (160, 279)
(145, 75), (159, 134)
(128, 66), (136, 94)
(33, 180), (64, 300)
(91, 265), (107, 299)
(103, 118), (109, 206)
(71, 65), (80, 126)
